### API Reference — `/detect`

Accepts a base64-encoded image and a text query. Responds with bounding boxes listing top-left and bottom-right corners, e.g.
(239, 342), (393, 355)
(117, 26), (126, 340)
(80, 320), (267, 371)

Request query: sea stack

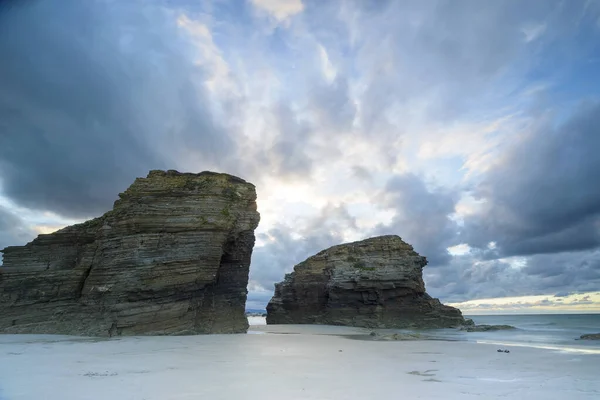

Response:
(0, 170), (260, 336)
(266, 235), (466, 328)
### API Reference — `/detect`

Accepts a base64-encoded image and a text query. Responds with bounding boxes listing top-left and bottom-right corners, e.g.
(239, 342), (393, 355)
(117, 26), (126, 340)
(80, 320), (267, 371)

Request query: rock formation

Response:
(461, 324), (516, 332)
(0, 170), (260, 336)
(368, 331), (424, 341)
(266, 235), (466, 329)
(579, 333), (600, 340)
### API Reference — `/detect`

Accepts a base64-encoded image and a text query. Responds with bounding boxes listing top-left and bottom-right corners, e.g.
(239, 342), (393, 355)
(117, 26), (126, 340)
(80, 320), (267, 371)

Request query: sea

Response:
(440, 314), (600, 354)
(247, 313), (600, 354)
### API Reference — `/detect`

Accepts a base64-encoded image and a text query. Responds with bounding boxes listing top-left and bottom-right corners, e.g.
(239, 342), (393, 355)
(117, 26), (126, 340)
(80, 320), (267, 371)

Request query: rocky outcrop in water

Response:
(266, 235), (466, 328)
(461, 324), (516, 332)
(579, 333), (600, 340)
(0, 170), (260, 336)
(368, 331), (424, 341)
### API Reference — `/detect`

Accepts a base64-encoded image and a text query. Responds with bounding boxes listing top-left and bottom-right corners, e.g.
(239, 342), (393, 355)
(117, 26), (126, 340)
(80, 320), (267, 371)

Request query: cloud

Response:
(374, 174), (459, 265)
(350, 166), (372, 182)
(554, 292), (571, 298)
(264, 103), (314, 179)
(0, 0), (233, 219)
(317, 44), (337, 82)
(522, 250), (600, 291)
(0, 205), (35, 252)
(426, 249), (600, 303)
(462, 102), (600, 257)
(521, 22), (547, 42)
(345, 0), (538, 131)
(250, 0), (304, 25)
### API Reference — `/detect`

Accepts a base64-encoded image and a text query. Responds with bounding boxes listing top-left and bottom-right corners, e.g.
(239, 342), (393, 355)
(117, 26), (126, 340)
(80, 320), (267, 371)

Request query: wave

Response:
(475, 340), (600, 355)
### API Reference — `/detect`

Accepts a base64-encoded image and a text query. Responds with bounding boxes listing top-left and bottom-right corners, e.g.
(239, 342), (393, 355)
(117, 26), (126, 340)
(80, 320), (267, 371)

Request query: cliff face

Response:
(0, 170), (260, 336)
(266, 235), (465, 329)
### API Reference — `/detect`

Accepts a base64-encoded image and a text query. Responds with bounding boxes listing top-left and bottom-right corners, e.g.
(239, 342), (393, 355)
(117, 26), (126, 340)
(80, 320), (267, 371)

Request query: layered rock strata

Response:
(0, 170), (260, 336)
(266, 235), (466, 329)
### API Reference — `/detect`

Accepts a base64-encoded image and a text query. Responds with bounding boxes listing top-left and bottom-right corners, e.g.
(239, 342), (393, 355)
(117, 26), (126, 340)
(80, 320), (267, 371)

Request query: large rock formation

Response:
(266, 235), (466, 329)
(0, 170), (260, 336)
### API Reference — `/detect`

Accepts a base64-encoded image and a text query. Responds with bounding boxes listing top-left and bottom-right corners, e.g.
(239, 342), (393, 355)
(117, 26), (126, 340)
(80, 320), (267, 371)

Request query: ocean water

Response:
(443, 314), (600, 354)
(248, 314), (600, 353)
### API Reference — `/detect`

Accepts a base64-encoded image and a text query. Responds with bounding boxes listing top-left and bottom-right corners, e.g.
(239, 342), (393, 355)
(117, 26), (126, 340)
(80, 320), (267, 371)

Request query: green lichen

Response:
(221, 207), (231, 218)
(121, 172), (226, 197)
(353, 260), (375, 271)
(222, 185), (240, 201)
(295, 261), (308, 270)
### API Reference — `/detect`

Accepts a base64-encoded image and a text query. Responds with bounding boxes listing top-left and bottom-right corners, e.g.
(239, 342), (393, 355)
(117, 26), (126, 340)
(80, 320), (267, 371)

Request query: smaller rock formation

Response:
(0, 170), (260, 336)
(579, 333), (600, 340)
(368, 332), (423, 341)
(266, 235), (466, 329)
(461, 324), (516, 332)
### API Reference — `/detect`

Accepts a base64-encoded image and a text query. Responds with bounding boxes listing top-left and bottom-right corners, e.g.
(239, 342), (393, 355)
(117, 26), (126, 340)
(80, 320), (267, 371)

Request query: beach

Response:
(1, 322), (598, 400)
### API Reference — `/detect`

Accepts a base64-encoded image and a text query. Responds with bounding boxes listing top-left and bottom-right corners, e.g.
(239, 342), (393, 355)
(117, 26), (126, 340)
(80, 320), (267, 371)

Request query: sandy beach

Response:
(1, 323), (598, 400)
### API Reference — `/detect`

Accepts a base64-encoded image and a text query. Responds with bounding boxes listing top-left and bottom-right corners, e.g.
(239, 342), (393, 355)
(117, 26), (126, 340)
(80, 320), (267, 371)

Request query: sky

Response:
(1, 0), (600, 313)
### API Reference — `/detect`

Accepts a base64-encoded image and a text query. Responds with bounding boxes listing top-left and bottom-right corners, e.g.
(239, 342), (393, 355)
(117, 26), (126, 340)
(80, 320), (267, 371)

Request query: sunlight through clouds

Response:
(449, 292), (600, 314)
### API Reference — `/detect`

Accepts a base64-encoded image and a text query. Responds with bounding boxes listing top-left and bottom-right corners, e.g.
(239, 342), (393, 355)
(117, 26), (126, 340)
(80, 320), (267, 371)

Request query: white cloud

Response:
(448, 243), (471, 256)
(176, 14), (238, 98)
(522, 22), (547, 42)
(250, 0), (304, 25)
(317, 43), (337, 82)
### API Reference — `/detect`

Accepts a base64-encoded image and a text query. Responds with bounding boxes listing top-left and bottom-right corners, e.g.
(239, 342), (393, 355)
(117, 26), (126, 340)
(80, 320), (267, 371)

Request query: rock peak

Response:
(147, 169), (251, 185)
(0, 170), (260, 336)
(267, 235), (465, 329)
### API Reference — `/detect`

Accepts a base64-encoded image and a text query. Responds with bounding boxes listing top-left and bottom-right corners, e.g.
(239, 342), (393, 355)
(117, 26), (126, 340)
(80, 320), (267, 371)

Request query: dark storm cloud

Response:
(0, 0), (233, 218)
(373, 174), (459, 266)
(425, 249), (600, 303)
(0, 206), (35, 251)
(462, 102), (600, 257)
(523, 251), (600, 291)
(424, 257), (513, 302)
